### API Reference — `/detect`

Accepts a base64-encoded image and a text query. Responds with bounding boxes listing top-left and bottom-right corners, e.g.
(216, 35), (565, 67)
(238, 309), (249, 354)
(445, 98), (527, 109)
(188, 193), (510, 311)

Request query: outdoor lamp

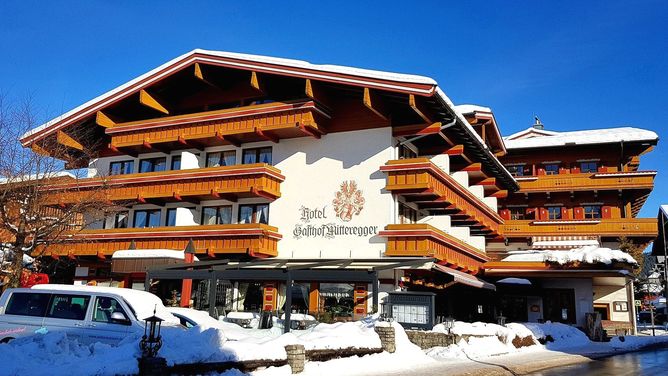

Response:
(140, 306), (164, 358)
(497, 315), (507, 327)
(444, 316), (455, 334)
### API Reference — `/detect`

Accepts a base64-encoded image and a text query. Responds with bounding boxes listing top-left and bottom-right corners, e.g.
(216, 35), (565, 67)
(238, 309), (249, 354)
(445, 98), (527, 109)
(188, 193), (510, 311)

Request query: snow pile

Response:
(503, 245), (637, 266)
(0, 332), (141, 376)
(429, 321), (533, 359)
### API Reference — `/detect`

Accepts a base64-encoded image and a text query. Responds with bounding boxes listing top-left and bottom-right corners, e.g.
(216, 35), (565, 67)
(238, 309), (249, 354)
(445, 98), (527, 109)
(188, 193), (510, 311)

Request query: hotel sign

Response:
(293, 180), (379, 239)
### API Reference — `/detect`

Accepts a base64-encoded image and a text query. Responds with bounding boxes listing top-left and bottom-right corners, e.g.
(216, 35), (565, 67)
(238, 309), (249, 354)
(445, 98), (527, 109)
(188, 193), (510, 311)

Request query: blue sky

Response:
(1, 0), (667, 217)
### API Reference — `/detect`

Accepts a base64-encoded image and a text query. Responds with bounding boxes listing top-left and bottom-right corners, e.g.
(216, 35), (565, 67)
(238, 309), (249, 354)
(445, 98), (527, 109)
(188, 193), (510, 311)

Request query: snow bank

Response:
(503, 245), (637, 265)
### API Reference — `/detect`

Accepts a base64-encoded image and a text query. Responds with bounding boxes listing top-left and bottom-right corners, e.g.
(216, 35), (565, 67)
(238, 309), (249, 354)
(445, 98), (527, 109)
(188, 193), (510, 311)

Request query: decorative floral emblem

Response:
(332, 180), (365, 222)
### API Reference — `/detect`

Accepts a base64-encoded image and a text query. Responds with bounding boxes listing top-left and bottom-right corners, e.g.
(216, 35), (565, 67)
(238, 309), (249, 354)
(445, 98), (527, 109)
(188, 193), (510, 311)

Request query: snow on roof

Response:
(111, 249), (199, 261)
(503, 127), (658, 150)
(30, 284), (179, 322)
(21, 49), (436, 142)
(496, 277), (532, 285)
(660, 205), (668, 218)
(0, 171), (76, 184)
(454, 104), (492, 115)
(503, 245), (637, 265)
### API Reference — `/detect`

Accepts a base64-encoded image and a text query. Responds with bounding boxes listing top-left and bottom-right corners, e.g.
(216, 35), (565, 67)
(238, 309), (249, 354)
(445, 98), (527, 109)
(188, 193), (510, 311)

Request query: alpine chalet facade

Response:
(16, 50), (658, 331)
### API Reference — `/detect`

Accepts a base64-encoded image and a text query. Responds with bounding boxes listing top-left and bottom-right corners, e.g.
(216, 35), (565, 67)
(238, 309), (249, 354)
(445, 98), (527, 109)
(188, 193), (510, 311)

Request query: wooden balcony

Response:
(380, 158), (503, 236)
(502, 218), (657, 240)
(41, 223), (281, 258)
(45, 163), (284, 205)
(515, 171), (655, 193)
(105, 99), (328, 154)
(380, 224), (489, 274)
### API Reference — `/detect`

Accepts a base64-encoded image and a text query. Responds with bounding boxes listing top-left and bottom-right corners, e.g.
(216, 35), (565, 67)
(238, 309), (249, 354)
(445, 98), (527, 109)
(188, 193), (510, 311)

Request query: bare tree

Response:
(0, 94), (114, 288)
(618, 235), (645, 277)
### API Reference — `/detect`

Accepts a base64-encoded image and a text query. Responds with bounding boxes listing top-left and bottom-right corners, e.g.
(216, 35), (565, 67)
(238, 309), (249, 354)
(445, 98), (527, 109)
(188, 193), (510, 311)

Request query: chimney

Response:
(532, 115), (544, 130)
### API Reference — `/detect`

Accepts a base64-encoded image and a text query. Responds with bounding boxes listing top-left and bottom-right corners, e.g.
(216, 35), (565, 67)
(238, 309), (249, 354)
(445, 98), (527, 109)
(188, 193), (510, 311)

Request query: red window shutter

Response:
(602, 206), (612, 219)
(500, 209), (510, 220)
(537, 168), (545, 175)
(539, 208), (548, 220)
(598, 166), (607, 173)
(561, 207), (569, 219)
(574, 207), (584, 220)
(572, 166), (581, 174)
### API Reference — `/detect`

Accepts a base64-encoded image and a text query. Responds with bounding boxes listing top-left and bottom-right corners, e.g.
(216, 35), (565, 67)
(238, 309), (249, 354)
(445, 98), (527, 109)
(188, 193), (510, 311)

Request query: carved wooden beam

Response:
(214, 131), (241, 147)
(462, 163), (482, 172)
(305, 79), (332, 109)
(254, 127), (279, 143)
(177, 135), (205, 151)
(172, 192), (200, 205)
(250, 71), (264, 93)
(142, 139), (171, 154)
(490, 190), (508, 199)
(475, 177), (497, 187)
(297, 122), (322, 139)
(409, 94), (434, 123)
(31, 143), (50, 156)
(193, 62), (218, 88)
(95, 111), (116, 128)
(139, 89), (169, 114)
(392, 122), (441, 137)
(363, 87), (389, 120)
(56, 131), (84, 151)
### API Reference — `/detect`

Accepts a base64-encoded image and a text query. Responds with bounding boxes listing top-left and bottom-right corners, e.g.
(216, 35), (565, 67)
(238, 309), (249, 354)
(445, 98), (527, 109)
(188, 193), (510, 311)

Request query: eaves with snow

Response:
(503, 126), (658, 150)
(502, 245), (638, 266)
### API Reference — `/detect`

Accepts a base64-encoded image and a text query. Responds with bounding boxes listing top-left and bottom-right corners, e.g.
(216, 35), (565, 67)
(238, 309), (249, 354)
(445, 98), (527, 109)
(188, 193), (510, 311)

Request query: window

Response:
(133, 209), (161, 228)
(239, 204), (269, 224)
(206, 151), (236, 167)
(114, 211), (129, 229)
(506, 165), (525, 177)
(544, 164), (560, 175)
(46, 294), (90, 320)
(166, 208), (178, 226)
(171, 156), (181, 170)
(5, 292), (51, 317)
(580, 161), (598, 173)
(139, 157), (167, 173)
(109, 160), (134, 176)
(547, 206), (562, 220)
(201, 206), (232, 225)
(583, 205), (602, 219)
(399, 203), (417, 224)
(509, 207), (526, 220)
(92, 297), (128, 324)
(242, 147), (272, 165)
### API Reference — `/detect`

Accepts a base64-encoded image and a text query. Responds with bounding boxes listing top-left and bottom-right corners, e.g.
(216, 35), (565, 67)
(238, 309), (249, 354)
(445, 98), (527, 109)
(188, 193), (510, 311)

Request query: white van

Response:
(0, 284), (180, 344)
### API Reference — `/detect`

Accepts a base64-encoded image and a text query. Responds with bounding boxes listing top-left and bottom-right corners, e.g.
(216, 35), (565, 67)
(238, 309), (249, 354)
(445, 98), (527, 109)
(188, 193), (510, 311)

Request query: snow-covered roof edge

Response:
(503, 127), (658, 150)
(21, 49), (437, 142)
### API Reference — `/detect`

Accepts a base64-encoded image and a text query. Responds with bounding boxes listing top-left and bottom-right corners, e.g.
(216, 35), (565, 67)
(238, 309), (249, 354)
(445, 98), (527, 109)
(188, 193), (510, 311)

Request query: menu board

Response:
(392, 304), (428, 324)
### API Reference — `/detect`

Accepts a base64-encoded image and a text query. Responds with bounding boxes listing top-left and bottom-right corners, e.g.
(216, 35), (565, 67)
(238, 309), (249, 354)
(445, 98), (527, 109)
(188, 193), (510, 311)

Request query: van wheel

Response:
(0, 337), (14, 344)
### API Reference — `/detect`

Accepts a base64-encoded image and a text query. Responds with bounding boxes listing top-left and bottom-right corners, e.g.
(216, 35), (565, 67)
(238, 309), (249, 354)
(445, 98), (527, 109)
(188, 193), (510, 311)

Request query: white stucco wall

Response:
(268, 127), (394, 259)
(594, 280), (633, 322)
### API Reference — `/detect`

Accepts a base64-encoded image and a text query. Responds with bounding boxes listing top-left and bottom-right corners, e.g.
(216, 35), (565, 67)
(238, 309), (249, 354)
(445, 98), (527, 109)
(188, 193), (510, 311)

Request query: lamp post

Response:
(140, 307), (164, 358)
(443, 316), (455, 335)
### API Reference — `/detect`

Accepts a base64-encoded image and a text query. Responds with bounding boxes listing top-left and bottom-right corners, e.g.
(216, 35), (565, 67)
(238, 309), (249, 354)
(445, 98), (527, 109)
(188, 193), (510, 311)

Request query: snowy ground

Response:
(1, 317), (667, 376)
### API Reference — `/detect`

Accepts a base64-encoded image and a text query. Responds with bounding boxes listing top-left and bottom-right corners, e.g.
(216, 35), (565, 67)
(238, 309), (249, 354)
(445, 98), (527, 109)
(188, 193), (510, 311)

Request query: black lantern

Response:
(443, 316), (455, 335)
(140, 306), (164, 358)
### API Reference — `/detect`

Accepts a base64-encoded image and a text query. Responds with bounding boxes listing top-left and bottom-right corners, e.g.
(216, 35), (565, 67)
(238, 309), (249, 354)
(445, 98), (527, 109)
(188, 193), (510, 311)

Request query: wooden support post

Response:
(95, 111), (116, 128)
(56, 131), (84, 151)
(363, 87), (389, 120)
(139, 89), (169, 114)
(409, 94), (434, 123)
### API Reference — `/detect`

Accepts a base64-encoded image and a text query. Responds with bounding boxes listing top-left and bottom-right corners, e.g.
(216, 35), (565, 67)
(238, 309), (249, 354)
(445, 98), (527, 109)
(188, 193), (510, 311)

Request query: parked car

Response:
(167, 307), (226, 329)
(637, 310), (667, 325)
(0, 284), (181, 344)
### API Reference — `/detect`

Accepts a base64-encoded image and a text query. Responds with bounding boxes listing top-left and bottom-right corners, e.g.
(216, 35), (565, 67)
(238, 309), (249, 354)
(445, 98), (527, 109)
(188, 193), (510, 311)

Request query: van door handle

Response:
(74, 323), (84, 327)
(88, 323), (96, 327)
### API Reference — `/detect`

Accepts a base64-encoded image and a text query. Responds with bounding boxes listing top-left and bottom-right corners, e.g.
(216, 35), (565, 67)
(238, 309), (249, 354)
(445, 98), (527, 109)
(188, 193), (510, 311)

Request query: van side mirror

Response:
(110, 311), (130, 325)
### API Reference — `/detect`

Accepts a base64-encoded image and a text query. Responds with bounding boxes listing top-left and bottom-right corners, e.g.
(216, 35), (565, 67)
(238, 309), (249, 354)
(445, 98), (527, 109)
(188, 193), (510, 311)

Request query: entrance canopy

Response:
(432, 263), (496, 290)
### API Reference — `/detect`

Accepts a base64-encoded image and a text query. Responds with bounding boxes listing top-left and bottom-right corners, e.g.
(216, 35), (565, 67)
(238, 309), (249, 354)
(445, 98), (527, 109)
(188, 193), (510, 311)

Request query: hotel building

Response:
(17, 50), (657, 330)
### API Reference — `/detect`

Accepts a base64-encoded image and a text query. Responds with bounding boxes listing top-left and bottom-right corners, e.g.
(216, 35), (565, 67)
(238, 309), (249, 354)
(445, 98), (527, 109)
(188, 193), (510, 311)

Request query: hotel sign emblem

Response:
(293, 180), (378, 239)
(332, 180), (365, 222)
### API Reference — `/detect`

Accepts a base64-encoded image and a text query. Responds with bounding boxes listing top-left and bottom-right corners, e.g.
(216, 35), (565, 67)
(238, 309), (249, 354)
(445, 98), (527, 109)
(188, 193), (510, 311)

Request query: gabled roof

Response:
(20, 49), (438, 145)
(503, 126), (658, 150)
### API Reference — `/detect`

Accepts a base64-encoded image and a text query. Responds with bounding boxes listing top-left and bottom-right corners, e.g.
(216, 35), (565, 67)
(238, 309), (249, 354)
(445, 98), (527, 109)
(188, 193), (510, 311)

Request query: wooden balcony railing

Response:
(380, 158), (503, 236)
(502, 218), (657, 239)
(41, 223), (281, 258)
(380, 224), (489, 274)
(515, 171), (655, 193)
(45, 163), (284, 205)
(105, 99), (328, 153)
